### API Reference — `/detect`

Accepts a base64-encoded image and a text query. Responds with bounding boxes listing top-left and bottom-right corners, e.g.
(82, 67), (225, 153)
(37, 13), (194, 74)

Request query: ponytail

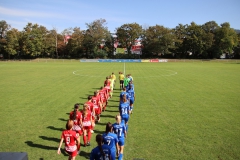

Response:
(123, 94), (127, 102)
(105, 122), (112, 133)
(83, 104), (88, 117)
(96, 134), (105, 158)
(71, 103), (79, 120)
(72, 108), (77, 120)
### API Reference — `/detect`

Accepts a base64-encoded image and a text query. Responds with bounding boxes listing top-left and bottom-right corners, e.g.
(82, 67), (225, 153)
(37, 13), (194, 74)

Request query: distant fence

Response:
(0, 59), (240, 63)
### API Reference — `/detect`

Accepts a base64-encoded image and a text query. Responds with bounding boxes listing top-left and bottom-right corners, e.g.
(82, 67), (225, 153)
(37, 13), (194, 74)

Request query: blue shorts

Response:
(118, 137), (125, 146)
(121, 115), (129, 123)
(130, 98), (134, 104)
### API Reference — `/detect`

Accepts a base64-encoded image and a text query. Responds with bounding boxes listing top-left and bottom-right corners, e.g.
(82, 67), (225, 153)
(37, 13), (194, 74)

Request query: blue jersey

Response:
(129, 83), (134, 91)
(119, 102), (130, 116)
(120, 91), (129, 99)
(90, 144), (112, 160)
(112, 122), (126, 139)
(102, 132), (119, 150)
(127, 89), (135, 99)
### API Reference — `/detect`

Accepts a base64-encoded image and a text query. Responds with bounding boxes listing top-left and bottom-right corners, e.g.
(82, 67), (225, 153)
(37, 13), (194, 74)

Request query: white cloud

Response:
(0, 6), (66, 18)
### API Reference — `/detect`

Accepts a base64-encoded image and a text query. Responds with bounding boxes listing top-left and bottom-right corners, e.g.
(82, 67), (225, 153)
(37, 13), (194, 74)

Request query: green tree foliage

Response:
(21, 23), (48, 57)
(184, 22), (205, 58)
(233, 33), (240, 58)
(1, 19), (240, 59)
(66, 27), (84, 58)
(142, 25), (176, 58)
(200, 21), (219, 58)
(83, 19), (109, 58)
(5, 28), (20, 58)
(116, 23), (143, 56)
(0, 20), (11, 58)
(172, 24), (188, 58)
(214, 22), (238, 58)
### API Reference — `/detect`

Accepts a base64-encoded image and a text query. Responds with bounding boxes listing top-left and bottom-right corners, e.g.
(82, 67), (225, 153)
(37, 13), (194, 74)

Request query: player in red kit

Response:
(69, 103), (82, 152)
(99, 87), (108, 112)
(104, 76), (111, 94)
(57, 120), (80, 160)
(84, 95), (95, 133)
(91, 91), (102, 122)
(81, 104), (93, 147)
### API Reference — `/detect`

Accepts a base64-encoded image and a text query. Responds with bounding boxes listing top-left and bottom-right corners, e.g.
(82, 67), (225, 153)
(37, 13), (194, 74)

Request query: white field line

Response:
(73, 69), (177, 78)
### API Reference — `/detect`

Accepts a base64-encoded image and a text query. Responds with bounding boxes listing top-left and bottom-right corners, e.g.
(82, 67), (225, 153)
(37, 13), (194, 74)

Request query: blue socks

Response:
(118, 153), (123, 160)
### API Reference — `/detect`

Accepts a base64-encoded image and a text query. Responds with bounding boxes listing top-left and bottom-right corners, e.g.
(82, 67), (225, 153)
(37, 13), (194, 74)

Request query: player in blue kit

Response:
(127, 84), (135, 114)
(102, 122), (119, 160)
(119, 94), (130, 132)
(112, 115), (126, 160)
(90, 134), (112, 160)
(119, 87), (129, 105)
(128, 81), (134, 91)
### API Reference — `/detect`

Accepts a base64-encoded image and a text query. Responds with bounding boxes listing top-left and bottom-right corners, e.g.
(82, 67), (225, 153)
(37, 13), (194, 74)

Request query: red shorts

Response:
(94, 107), (101, 115)
(83, 126), (91, 130)
(75, 130), (83, 136)
(66, 150), (77, 157)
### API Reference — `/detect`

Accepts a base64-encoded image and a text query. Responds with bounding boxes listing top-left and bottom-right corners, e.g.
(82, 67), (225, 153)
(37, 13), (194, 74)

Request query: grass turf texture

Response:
(0, 60), (240, 160)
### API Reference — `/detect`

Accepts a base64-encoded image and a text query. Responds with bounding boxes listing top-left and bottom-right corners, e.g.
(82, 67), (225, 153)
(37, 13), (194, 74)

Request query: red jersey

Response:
(69, 111), (82, 131)
(104, 79), (111, 86)
(102, 87), (109, 98)
(99, 89), (107, 102)
(61, 130), (78, 152)
(92, 95), (100, 106)
(82, 110), (92, 127)
(84, 101), (94, 113)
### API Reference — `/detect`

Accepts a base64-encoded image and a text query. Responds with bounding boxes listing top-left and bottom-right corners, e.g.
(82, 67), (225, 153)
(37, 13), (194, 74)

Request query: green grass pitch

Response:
(0, 60), (240, 160)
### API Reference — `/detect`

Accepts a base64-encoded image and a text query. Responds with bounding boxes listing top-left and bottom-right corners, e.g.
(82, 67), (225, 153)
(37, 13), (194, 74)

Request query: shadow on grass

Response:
(59, 118), (68, 121)
(25, 141), (68, 156)
(92, 87), (101, 90)
(95, 122), (106, 126)
(79, 150), (90, 159)
(108, 99), (119, 102)
(79, 97), (88, 100)
(106, 104), (118, 108)
(47, 126), (64, 131)
(93, 130), (105, 134)
(105, 109), (118, 113)
(100, 114), (115, 118)
(39, 136), (60, 143)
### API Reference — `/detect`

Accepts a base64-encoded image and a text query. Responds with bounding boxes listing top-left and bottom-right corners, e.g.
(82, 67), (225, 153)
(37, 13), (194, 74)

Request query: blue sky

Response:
(0, 0), (239, 33)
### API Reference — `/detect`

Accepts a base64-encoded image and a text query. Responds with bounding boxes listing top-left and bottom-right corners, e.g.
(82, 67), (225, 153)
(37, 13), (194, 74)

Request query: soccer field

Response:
(0, 60), (240, 160)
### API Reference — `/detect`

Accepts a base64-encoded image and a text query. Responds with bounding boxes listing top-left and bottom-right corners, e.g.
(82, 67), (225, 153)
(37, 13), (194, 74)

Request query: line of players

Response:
(57, 72), (135, 160)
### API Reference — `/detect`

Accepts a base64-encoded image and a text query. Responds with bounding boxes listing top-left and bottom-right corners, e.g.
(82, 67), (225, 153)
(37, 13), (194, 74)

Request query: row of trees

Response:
(0, 19), (239, 59)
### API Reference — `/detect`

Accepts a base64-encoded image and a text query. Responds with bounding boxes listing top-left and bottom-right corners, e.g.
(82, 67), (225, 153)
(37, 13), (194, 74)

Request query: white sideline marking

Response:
(73, 69), (177, 78)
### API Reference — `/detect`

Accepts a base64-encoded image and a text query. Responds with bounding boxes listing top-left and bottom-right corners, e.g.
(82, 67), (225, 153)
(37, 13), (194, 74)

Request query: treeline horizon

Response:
(0, 19), (240, 59)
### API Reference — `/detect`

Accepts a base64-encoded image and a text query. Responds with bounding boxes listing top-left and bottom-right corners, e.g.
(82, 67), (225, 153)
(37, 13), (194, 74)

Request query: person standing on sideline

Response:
(90, 134), (112, 160)
(57, 120), (80, 160)
(119, 72), (124, 90)
(69, 103), (82, 152)
(112, 115), (126, 160)
(102, 122), (119, 160)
